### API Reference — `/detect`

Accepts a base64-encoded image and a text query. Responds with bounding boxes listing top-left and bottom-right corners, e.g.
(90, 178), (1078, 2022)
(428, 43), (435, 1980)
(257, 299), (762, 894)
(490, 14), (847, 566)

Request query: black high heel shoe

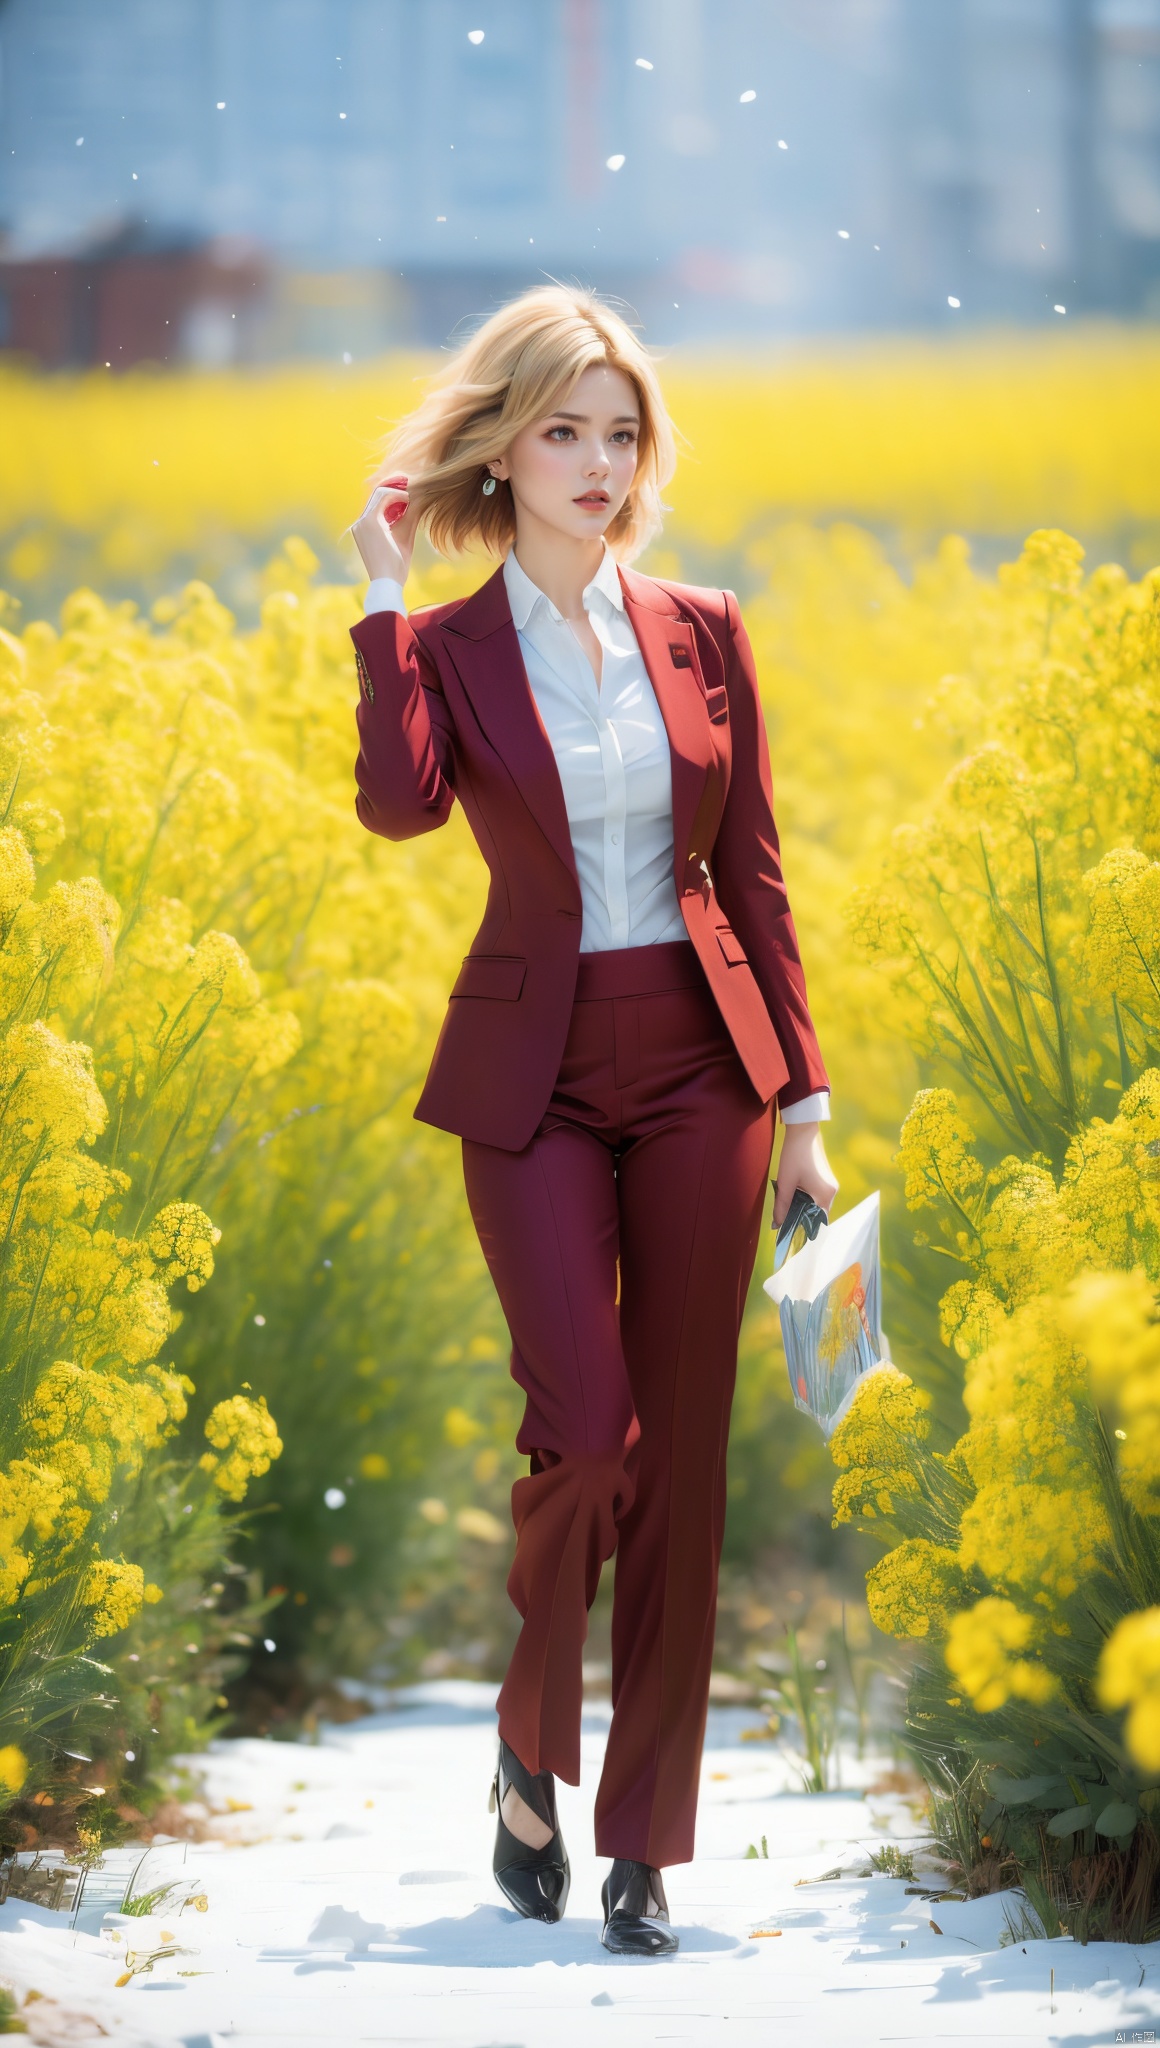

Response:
(489, 1738), (571, 1923)
(600, 1858), (680, 1955)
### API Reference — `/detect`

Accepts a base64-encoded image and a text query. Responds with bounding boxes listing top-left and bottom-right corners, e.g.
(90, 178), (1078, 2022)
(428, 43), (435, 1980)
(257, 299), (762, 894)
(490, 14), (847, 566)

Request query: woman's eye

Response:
(547, 426), (575, 441)
(611, 430), (638, 445)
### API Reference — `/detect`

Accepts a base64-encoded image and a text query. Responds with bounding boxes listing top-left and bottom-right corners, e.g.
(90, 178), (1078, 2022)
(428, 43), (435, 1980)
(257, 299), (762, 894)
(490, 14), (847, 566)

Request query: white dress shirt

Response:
(362, 551), (828, 1123)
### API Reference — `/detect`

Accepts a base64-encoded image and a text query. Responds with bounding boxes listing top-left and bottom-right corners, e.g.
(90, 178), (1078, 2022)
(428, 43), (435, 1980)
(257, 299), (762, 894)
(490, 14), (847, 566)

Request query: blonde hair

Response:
(375, 285), (677, 562)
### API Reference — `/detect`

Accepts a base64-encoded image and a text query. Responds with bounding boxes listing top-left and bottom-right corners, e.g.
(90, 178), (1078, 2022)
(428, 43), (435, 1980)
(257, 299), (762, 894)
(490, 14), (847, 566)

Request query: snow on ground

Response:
(0, 1681), (1157, 2047)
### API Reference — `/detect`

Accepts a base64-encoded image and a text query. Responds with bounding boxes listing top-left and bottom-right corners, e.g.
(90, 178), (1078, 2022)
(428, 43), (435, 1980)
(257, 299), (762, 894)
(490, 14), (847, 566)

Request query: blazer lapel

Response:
(440, 564), (579, 886)
(618, 567), (713, 880)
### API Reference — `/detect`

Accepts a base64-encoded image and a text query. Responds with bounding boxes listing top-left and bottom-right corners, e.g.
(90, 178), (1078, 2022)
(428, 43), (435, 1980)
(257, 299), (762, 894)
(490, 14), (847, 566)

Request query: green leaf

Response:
(1094, 1800), (1138, 1838)
(974, 1743), (1025, 1767)
(1045, 1805), (1093, 1837)
(987, 1772), (1067, 1805)
(1040, 1784), (1094, 1813)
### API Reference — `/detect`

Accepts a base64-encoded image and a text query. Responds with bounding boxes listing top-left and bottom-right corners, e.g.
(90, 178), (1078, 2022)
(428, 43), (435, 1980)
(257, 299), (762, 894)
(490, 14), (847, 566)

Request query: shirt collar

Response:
(503, 543), (625, 632)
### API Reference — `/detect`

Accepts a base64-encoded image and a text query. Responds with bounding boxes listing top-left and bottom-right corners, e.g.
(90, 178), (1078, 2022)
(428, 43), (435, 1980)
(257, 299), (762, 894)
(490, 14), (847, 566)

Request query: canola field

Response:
(4, 326), (1160, 611)
(0, 332), (1157, 1936)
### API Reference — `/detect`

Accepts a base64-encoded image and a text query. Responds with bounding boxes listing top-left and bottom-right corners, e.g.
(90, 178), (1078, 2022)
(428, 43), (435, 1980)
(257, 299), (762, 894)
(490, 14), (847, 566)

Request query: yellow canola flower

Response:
(944, 1595), (1060, 1712)
(0, 824), (35, 923)
(187, 929), (261, 1013)
(1082, 849), (1160, 1017)
(0, 1458), (66, 1548)
(865, 1539), (966, 1639)
(83, 1557), (145, 1639)
(955, 1297), (1091, 1492)
(944, 742), (1034, 828)
(146, 1202), (222, 1293)
(1011, 526), (1087, 597)
(199, 1394), (283, 1501)
(0, 879), (120, 1030)
(443, 1407), (483, 1449)
(20, 1152), (128, 1230)
(895, 1093), (1084, 1321)
(0, 1020), (107, 1158)
(34, 875), (119, 978)
(938, 1280), (1005, 1361)
(1096, 1606), (1160, 1773)
(0, 1550), (30, 1609)
(958, 1479), (1110, 1603)
(896, 1088), (983, 1215)
(830, 1463), (920, 1525)
(0, 1745), (28, 1796)
(828, 1364), (932, 1477)
(850, 532), (1160, 1187)
(0, 1458), (67, 1604)
(1064, 1267), (1160, 1518)
(302, 980), (417, 1126)
(26, 1360), (191, 1503)
(975, 1159), (1084, 1311)
(1061, 1069), (1160, 1274)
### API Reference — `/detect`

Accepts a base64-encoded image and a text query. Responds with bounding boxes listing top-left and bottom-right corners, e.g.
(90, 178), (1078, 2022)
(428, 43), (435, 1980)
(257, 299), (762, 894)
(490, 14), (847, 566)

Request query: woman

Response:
(349, 286), (836, 1957)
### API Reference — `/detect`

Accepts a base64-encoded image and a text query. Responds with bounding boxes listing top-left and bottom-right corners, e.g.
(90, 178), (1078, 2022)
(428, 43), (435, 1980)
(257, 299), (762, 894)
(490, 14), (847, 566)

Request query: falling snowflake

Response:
(606, 154), (626, 171)
(947, 296), (961, 308)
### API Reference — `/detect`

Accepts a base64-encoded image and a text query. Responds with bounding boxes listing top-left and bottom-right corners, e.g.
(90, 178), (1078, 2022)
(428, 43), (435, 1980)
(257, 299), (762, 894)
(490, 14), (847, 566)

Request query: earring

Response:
(482, 474), (498, 496)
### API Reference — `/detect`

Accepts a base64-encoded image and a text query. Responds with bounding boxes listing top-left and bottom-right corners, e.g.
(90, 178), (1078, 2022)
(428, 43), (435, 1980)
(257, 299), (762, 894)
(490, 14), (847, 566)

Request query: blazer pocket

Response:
(715, 925), (749, 967)
(704, 683), (729, 725)
(450, 954), (527, 1001)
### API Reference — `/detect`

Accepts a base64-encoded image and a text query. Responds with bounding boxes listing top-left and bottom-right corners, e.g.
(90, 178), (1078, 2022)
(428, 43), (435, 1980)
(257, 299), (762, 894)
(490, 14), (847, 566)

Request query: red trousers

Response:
(461, 940), (774, 1867)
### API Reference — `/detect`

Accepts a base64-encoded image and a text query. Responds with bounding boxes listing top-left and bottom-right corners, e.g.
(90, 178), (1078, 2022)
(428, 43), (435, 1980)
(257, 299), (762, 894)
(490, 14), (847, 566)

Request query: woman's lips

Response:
(574, 493), (609, 506)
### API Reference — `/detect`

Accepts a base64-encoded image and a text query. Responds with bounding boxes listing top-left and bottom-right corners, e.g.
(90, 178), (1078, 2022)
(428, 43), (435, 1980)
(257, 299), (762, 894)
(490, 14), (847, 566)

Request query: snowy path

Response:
(0, 1682), (1156, 2047)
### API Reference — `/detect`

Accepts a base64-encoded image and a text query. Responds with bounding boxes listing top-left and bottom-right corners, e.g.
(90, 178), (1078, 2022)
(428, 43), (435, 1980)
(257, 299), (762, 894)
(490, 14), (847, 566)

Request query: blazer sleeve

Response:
(709, 589), (830, 1108)
(350, 609), (457, 839)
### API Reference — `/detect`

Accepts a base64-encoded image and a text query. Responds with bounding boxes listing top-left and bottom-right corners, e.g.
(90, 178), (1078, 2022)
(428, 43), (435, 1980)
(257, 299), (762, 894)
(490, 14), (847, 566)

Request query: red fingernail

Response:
(385, 502), (406, 525)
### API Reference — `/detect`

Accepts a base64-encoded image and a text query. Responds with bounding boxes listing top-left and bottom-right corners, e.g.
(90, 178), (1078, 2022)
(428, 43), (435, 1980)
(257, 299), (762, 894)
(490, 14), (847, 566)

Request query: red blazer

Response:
(351, 561), (829, 1152)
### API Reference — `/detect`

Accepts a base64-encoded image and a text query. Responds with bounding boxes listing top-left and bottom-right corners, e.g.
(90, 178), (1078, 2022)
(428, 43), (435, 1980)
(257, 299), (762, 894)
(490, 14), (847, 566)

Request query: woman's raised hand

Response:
(351, 473), (418, 587)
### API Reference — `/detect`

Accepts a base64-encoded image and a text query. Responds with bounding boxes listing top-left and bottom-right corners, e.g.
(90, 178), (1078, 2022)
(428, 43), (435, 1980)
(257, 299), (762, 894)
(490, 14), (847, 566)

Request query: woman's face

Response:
(490, 363), (641, 545)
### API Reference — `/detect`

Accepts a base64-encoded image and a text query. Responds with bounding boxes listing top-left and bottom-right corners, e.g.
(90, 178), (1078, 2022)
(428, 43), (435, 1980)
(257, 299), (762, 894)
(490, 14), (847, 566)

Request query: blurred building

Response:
(0, 223), (268, 369)
(0, 0), (1158, 364)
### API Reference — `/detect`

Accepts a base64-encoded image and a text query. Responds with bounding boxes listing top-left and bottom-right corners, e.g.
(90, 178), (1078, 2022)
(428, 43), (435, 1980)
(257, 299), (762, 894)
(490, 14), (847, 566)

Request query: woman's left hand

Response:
(772, 1121), (839, 1228)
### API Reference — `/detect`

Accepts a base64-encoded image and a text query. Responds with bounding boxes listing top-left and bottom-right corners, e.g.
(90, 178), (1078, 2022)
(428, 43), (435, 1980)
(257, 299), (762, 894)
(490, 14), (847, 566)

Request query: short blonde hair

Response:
(375, 285), (677, 562)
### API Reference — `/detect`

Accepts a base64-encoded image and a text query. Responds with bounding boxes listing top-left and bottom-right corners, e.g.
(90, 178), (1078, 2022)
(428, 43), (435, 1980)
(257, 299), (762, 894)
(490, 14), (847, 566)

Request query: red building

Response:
(0, 225), (268, 369)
